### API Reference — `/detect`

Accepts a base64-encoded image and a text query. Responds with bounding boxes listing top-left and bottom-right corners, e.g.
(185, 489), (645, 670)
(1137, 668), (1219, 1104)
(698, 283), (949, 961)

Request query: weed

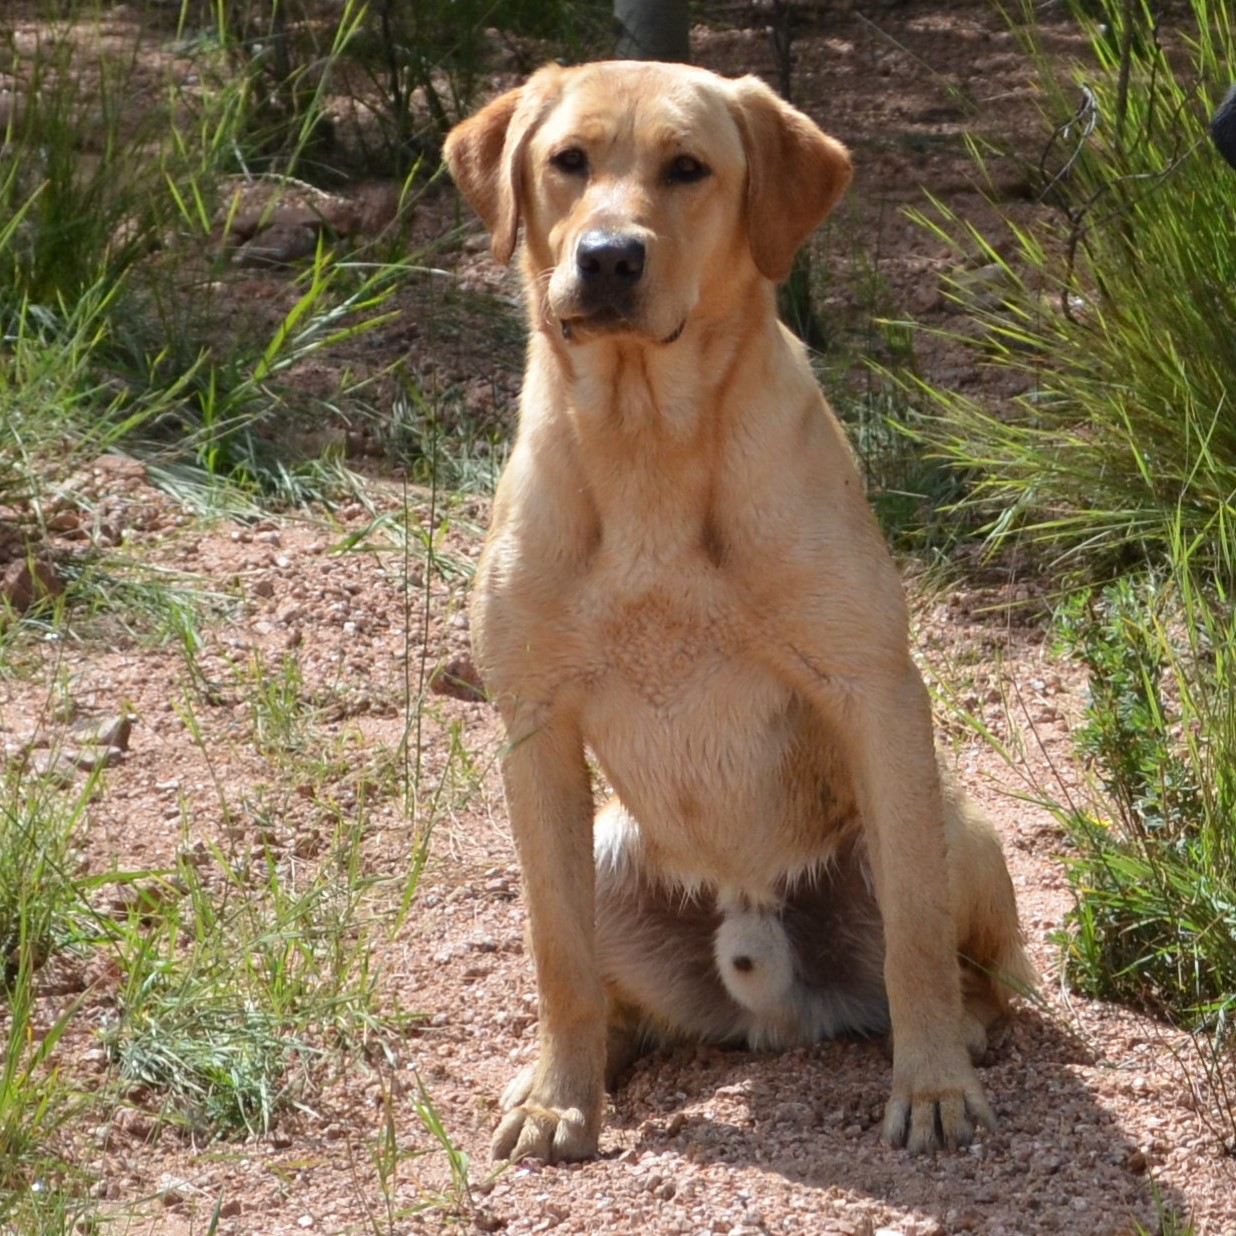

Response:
(0, 0), (435, 523)
(0, 765), (95, 986)
(384, 376), (509, 497)
(248, 650), (312, 757)
(1136, 1181), (1200, 1236)
(406, 1073), (476, 1215)
(0, 965), (87, 1223)
(0, 763), (108, 1225)
(101, 809), (389, 1139)
(352, 1066), (484, 1230)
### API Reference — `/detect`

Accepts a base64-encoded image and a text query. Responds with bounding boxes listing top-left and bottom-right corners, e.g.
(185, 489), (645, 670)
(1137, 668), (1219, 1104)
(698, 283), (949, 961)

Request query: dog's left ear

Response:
(729, 77), (852, 283)
(444, 66), (564, 265)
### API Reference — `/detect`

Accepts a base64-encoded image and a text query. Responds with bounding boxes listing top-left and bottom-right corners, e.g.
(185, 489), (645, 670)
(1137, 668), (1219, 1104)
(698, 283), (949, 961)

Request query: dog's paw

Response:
(492, 1101), (598, 1163)
(499, 1063), (538, 1112)
(880, 1060), (996, 1154)
(491, 1064), (601, 1164)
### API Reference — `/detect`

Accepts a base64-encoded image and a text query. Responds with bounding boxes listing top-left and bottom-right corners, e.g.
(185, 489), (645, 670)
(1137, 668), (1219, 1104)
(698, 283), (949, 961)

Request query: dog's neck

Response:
(527, 279), (794, 560)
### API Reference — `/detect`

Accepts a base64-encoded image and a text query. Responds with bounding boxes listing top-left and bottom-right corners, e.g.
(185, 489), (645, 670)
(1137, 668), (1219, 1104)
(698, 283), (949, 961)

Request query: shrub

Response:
(1052, 555), (1236, 1033)
(892, 0), (1236, 1102)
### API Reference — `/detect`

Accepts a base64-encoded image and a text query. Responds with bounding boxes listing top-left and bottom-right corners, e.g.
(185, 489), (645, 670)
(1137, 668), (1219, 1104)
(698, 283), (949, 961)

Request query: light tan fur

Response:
(444, 60), (1034, 1166)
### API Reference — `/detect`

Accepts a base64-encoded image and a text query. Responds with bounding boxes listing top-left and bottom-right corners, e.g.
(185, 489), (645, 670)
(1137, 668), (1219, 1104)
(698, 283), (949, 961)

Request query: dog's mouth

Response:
(559, 314), (686, 347)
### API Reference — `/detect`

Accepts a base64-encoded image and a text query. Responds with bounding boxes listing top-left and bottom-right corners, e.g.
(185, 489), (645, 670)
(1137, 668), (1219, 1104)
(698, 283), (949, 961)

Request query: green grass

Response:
(0, 2), (585, 1230)
(101, 811), (387, 1139)
(0, 0), (442, 530)
(0, 632), (489, 1224)
(12, 0), (1235, 1221)
(0, 768), (106, 1225)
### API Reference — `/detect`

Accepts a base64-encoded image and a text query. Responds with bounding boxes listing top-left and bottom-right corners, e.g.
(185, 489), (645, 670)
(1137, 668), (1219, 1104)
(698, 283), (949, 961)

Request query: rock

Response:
(112, 1107), (154, 1139)
(234, 222), (321, 267)
(429, 653), (487, 702)
(158, 1174), (196, 1206)
(46, 509), (81, 533)
(2, 557), (63, 612)
(947, 262), (1015, 311)
(72, 713), (135, 753)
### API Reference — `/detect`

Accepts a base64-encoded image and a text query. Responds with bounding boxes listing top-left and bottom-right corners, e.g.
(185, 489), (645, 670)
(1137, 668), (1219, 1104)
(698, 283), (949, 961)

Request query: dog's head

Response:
(444, 61), (851, 347)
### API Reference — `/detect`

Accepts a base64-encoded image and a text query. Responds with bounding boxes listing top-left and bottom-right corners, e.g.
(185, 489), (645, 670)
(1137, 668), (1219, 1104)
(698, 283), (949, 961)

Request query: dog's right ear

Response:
(444, 67), (564, 265)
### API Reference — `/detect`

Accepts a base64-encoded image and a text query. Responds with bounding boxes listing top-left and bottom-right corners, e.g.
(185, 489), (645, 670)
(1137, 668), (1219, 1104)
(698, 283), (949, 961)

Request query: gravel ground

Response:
(4, 462), (1233, 1236)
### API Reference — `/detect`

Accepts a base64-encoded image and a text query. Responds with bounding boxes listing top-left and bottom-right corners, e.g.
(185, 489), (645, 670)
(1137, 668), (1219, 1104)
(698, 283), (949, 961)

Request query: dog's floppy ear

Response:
(443, 67), (564, 265)
(729, 76), (852, 283)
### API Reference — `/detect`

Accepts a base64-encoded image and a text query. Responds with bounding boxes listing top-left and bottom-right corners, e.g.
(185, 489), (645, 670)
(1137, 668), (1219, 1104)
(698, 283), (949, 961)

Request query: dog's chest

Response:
(573, 568), (814, 884)
(587, 582), (743, 707)
(570, 546), (756, 697)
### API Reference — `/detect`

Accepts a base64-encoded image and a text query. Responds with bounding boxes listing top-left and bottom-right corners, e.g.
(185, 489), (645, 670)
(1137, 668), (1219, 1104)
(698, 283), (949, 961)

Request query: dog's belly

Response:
(578, 592), (852, 893)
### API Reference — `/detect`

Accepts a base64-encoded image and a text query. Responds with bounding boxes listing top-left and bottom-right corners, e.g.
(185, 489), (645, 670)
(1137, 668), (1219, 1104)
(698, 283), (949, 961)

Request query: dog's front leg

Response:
(492, 714), (606, 1163)
(791, 644), (995, 1153)
(847, 662), (994, 1152)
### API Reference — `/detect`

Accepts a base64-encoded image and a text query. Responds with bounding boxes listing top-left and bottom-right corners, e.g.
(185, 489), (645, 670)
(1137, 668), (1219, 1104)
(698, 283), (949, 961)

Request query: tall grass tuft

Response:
(0, 0), (423, 527)
(902, 0), (1236, 563)
(0, 769), (100, 1223)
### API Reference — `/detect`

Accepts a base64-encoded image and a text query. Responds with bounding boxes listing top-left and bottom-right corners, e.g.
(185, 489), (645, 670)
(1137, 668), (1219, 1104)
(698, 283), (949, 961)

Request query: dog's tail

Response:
(712, 903), (798, 1017)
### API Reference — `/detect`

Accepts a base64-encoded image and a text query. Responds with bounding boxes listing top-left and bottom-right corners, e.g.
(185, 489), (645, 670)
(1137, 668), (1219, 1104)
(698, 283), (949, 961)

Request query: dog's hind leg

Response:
(943, 787), (1036, 1058)
(594, 801), (753, 1065)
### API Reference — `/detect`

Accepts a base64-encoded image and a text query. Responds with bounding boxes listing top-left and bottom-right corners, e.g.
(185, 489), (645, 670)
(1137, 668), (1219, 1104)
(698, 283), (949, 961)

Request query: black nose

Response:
(576, 229), (646, 287)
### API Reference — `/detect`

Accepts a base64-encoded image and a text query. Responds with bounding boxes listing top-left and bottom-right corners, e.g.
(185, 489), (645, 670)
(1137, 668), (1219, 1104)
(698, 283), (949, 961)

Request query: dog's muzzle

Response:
(559, 229), (684, 345)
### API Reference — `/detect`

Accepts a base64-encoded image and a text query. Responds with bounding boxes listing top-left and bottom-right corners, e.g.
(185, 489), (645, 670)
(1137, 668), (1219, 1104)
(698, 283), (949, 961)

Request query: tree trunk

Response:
(614, 0), (690, 62)
(765, 2), (826, 348)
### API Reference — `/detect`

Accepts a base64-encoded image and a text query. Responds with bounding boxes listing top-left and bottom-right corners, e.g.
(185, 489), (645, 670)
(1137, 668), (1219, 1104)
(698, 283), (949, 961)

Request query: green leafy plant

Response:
(1050, 541), (1236, 1042)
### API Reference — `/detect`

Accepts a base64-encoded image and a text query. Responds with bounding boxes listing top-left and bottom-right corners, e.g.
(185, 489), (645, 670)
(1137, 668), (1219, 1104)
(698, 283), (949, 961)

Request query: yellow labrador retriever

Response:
(444, 60), (1032, 1165)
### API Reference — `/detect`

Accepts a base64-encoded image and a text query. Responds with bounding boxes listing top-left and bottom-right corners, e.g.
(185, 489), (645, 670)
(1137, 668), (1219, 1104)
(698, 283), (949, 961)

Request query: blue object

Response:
(1211, 84), (1236, 168)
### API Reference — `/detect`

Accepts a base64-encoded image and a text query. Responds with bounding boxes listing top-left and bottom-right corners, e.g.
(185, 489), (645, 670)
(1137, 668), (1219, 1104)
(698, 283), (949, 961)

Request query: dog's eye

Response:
(551, 147), (588, 175)
(667, 154), (710, 184)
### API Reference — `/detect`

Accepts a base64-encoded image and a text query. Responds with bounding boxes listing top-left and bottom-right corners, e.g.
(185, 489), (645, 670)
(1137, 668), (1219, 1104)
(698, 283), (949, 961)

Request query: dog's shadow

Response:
(607, 1005), (1185, 1231)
